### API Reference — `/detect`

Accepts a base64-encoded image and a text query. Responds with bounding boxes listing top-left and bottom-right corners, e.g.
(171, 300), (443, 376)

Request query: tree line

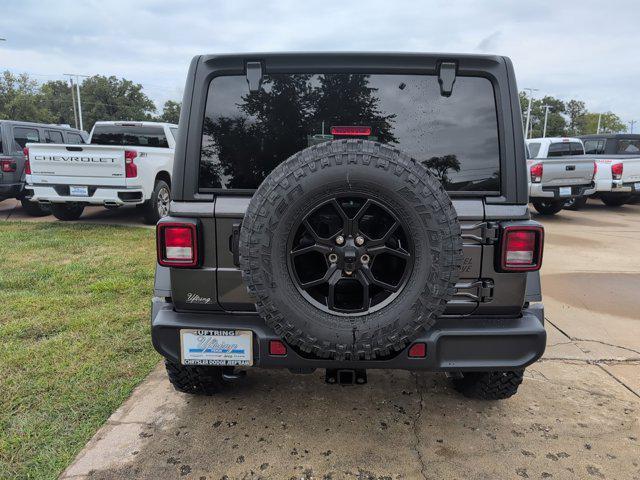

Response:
(518, 92), (627, 138)
(0, 71), (181, 130)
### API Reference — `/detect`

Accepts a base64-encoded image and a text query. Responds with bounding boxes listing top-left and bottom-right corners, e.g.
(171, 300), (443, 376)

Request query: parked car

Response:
(584, 155), (640, 206)
(525, 138), (595, 215)
(0, 120), (88, 216)
(151, 52), (546, 401)
(25, 121), (177, 224)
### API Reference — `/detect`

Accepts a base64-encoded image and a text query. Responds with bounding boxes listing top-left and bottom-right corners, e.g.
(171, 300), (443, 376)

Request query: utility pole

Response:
(541, 104), (552, 138)
(64, 74), (89, 131)
(69, 77), (78, 129)
(596, 113), (602, 134)
(523, 87), (539, 140)
(630, 120), (637, 134)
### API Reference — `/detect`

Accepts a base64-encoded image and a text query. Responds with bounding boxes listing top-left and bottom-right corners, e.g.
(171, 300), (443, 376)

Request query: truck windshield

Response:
(199, 73), (501, 193)
(91, 125), (169, 148)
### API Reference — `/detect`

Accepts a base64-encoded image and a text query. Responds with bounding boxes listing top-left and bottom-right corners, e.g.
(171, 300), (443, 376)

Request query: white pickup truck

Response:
(525, 137), (596, 215)
(25, 121), (177, 223)
(585, 155), (640, 206)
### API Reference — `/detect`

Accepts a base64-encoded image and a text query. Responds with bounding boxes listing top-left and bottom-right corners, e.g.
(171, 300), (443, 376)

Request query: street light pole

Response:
(69, 78), (78, 129)
(630, 120), (637, 134)
(596, 113), (602, 134)
(523, 88), (539, 140)
(541, 105), (552, 138)
(64, 73), (89, 131)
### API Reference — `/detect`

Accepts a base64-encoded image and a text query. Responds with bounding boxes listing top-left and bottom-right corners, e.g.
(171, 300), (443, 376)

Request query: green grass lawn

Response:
(0, 222), (159, 479)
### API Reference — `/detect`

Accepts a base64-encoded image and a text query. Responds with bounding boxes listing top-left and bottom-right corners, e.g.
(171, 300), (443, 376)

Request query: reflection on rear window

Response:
(91, 125), (168, 148)
(200, 73), (501, 192)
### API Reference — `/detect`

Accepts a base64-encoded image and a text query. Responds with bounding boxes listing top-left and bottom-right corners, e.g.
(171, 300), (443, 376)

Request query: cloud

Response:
(0, 0), (638, 123)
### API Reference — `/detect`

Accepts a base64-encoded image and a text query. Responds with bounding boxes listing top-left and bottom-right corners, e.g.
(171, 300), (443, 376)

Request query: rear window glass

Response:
(45, 130), (64, 143)
(13, 127), (40, 150)
(617, 139), (640, 154)
(91, 125), (168, 148)
(548, 142), (572, 157)
(584, 139), (605, 154)
(200, 73), (501, 192)
(65, 132), (85, 144)
(528, 142), (541, 158)
(569, 142), (584, 155)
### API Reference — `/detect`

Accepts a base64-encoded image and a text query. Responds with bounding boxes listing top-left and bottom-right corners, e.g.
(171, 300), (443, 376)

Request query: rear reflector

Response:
(500, 225), (544, 272)
(408, 343), (426, 358)
(157, 222), (199, 267)
(611, 162), (623, 180)
(331, 126), (372, 136)
(269, 340), (287, 356)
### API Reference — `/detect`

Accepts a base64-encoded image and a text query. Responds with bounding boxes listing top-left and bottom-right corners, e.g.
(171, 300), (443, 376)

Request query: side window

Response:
(547, 142), (571, 157)
(616, 140), (640, 153)
(528, 142), (541, 158)
(65, 132), (85, 144)
(13, 127), (40, 150)
(584, 139), (605, 154)
(45, 130), (64, 144)
(569, 142), (584, 155)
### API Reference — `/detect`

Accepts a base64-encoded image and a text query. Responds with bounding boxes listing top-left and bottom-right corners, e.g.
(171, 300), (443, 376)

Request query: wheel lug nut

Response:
(335, 235), (345, 245)
(355, 236), (365, 246)
(328, 253), (338, 263)
(360, 254), (370, 264)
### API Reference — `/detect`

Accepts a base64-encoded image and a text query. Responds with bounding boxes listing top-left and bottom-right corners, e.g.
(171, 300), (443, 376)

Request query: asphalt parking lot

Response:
(5, 199), (639, 480)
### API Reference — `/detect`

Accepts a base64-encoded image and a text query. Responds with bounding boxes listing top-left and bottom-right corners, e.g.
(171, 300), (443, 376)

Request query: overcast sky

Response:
(1, 0), (639, 128)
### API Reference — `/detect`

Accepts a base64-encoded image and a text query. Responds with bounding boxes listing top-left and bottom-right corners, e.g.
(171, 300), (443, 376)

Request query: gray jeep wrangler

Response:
(151, 53), (546, 400)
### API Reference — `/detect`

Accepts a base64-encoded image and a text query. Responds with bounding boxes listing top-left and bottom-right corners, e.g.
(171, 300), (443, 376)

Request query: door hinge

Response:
(461, 221), (499, 245)
(246, 61), (263, 92)
(438, 61), (457, 97)
(454, 279), (495, 303)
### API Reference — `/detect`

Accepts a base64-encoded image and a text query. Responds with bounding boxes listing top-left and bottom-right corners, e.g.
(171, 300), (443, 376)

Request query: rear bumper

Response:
(529, 183), (594, 199)
(151, 299), (546, 372)
(30, 184), (145, 206)
(612, 180), (640, 193)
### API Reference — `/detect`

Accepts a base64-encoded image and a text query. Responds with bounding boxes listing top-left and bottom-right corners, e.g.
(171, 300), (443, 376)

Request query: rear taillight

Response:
(611, 162), (623, 180)
(499, 225), (544, 272)
(330, 126), (372, 136)
(23, 147), (31, 174)
(125, 150), (138, 178)
(530, 163), (543, 183)
(157, 222), (199, 267)
(0, 158), (16, 173)
(593, 162), (598, 178)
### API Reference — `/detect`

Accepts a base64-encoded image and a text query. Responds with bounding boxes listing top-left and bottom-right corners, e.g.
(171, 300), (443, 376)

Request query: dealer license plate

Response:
(559, 187), (572, 197)
(180, 329), (253, 366)
(70, 185), (88, 196)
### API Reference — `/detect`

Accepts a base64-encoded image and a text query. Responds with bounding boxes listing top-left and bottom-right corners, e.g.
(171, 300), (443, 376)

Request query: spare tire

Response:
(239, 140), (462, 360)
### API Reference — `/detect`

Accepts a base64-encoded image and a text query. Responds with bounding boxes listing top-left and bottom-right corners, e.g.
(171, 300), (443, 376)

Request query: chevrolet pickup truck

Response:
(25, 121), (177, 223)
(525, 138), (596, 215)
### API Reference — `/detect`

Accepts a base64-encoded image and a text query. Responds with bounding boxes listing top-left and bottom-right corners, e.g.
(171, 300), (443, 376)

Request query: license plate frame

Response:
(69, 185), (89, 197)
(180, 329), (253, 366)
(559, 186), (572, 197)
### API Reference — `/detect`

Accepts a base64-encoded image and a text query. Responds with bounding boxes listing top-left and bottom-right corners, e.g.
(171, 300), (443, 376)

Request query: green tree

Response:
(519, 92), (566, 138)
(582, 112), (626, 134)
(565, 99), (588, 136)
(40, 80), (76, 125)
(158, 100), (181, 124)
(0, 71), (52, 122)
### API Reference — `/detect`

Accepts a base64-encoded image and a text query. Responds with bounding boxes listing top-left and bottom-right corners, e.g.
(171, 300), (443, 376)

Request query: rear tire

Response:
(600, 193), (631, 207)
(451, 370), (524, 400)
(164, 360), (227, 396)
(142, 180), (170, 225)
(20, 199), (50, 217)
(50, 203), (84, 221)
(531, 199), (564, 215)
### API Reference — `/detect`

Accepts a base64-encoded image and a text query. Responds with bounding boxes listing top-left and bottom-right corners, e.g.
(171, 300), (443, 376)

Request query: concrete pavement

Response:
(51, 200), (640, 479)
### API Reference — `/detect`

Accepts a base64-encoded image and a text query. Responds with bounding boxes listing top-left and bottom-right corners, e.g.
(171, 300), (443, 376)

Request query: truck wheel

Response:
(451, 370), (524, 400)
(143, 180), (170, 224)
(20, 199), (50, 217)
(600, 193), (631, 207)
(531, 200), (564, 215)
(239, 140), (463, 360)
(50, 203), (84, 221)
(563, 196), (588, 210)
(165, 360), (227, 395)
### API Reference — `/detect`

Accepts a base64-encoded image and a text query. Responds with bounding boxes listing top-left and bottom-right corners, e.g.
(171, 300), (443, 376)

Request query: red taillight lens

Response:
(530, 163), (543, 183)
(611, 162), (623, 180)
(125, 150), (138, 178)
(23, 147), (31, 174)
(269, 340), (287, 356)
(408, 343), (426, 358)
(0, 158), (16, 173)
(330, 126), (372, 136)
(500, 225), (544, 272)
(157, 222), (199, 267)
(593, 162), (598, 178)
